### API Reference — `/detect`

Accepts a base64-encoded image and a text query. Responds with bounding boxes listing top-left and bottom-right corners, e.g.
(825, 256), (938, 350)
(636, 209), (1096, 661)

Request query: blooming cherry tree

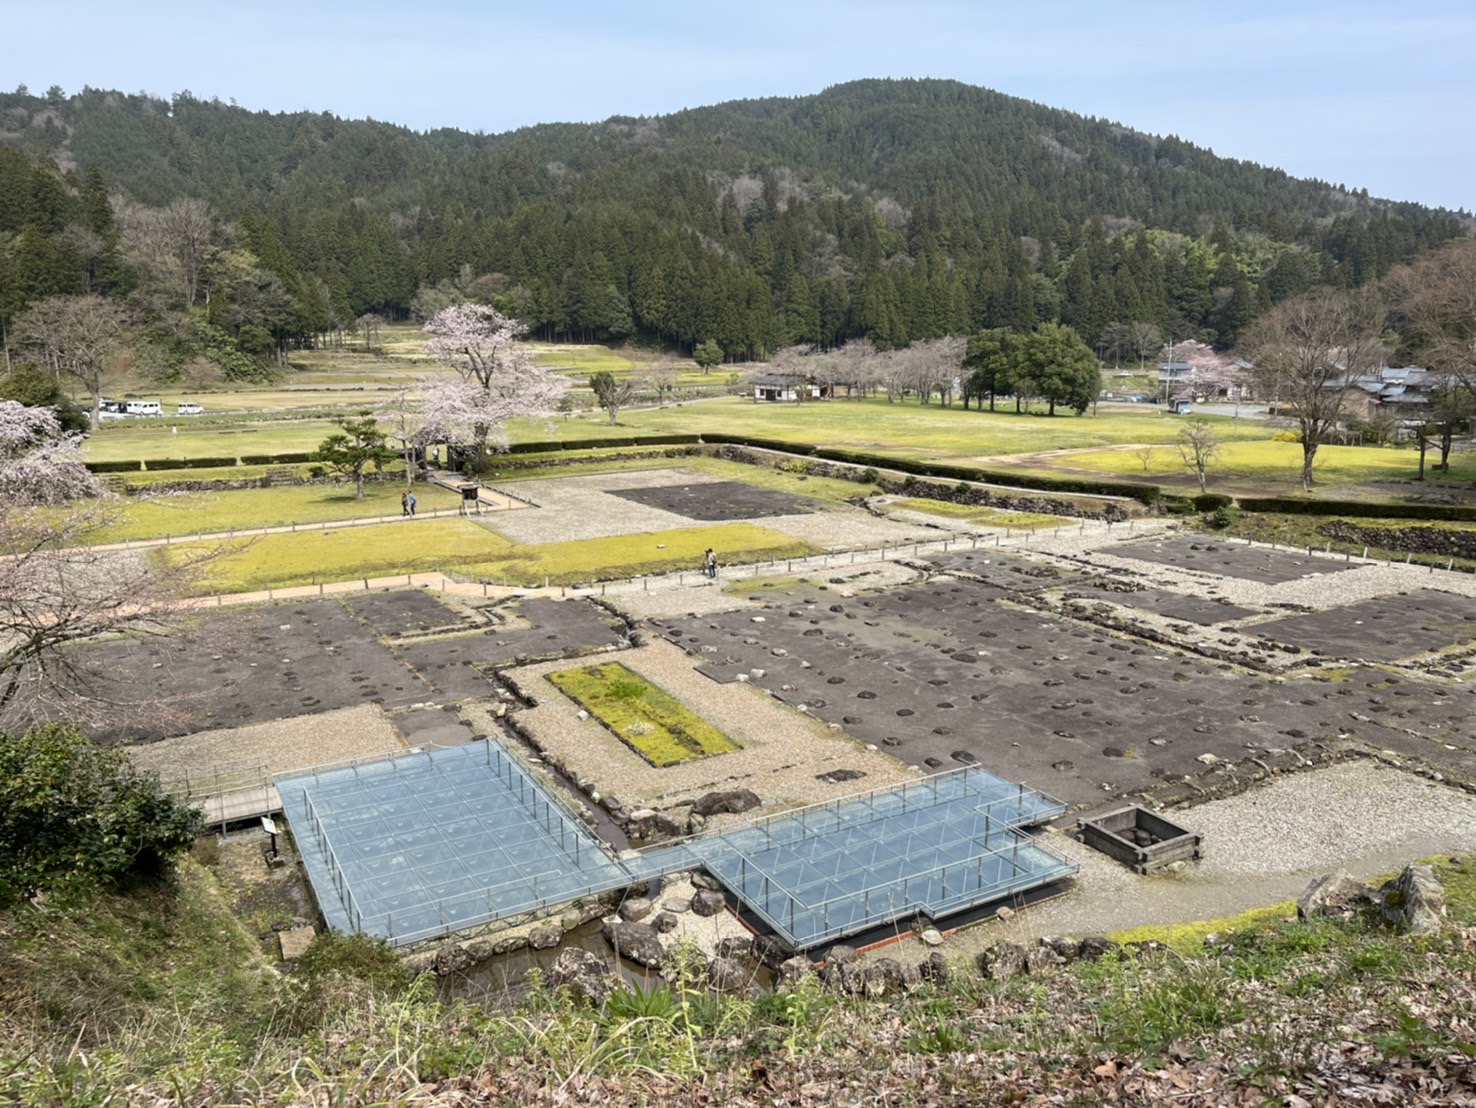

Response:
(0, 401), (97, 506)
(1166, 339), (1243, 399)
(420, 305), (569, 463)
(0, 401), (198, 721)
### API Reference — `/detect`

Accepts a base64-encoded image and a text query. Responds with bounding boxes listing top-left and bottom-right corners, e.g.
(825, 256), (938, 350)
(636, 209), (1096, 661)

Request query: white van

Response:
(124, 400), (163, 416)
(176, 402), (204, 416)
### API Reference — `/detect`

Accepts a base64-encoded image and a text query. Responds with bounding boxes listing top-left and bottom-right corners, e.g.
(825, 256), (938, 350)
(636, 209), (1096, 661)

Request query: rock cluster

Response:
(1298, 864), (1447, 933)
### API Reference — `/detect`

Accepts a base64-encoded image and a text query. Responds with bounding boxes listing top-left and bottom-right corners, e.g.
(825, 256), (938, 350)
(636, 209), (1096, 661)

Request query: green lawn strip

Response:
(90, 481), (456, 543)
(490, 452), (874, 505)
(530, 345), (635, 374)
(615, 396), (1265, 459)
(166, 519), (510, 593)
(167, 520), (812, 592)
(1054, 440), (1476, 487)
(885, 497), (1071, 529)
(84, 419), (349, 462)
(547, 661), (738, 766)
(467, 523), (816, 587)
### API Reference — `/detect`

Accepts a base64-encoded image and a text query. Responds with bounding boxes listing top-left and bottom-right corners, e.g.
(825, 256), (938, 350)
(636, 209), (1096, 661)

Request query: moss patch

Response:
(547, 662), (739, 766)
(1108, 901), (1297, 956)
(886, 497), (1070, 529)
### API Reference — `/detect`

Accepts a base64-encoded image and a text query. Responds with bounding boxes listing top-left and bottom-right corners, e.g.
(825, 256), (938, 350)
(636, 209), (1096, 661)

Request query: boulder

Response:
(691, 789), (762, 817)
(689, 871), (723, 891)
(751, 934), (798, 971)
(873, 957), (906, 987)
(547, 948), (619, 1007)
(918, 928), (944, 947)
(433, 944), (472, 977)
(1040, 936), (1080, 963)
(821, 960), (867, 995)
(1298, 869), (1375, 922)
(825, 944), (858, 967)
(601, 921), (668, 968)
(919, 951), (950, 986)
(690, 889), (728, 917)
(1024, 946), (1061, 976)
(1380, 864), (1447, 933)
(977, 941), (1027, 981)
(774, 955), (815, 989)
(705, 955), (750, 993)
(651, 912), (680, 935)
(1076, 937), (1120, 962)
(862, 964), (891, 999)
(900, 962), (924, 991)
(527, 925), (561, 951)
(489, 933), (529, 956)
(715, 936), (753, 960)
(619, 896), (655, 922)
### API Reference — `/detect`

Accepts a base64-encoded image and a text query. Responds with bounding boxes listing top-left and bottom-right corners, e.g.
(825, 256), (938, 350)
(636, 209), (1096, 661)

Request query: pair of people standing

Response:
(400, 490), (417, 516)
(704, 548), (718, 579)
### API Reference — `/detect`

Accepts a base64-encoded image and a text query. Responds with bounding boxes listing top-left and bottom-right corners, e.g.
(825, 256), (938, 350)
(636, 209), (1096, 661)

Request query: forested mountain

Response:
(1, 78), (1468, 377)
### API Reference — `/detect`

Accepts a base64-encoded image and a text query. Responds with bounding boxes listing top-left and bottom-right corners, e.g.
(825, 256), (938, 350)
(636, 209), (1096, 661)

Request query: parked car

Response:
(176, 402), (204, 415)
(124, 400), (163, 416)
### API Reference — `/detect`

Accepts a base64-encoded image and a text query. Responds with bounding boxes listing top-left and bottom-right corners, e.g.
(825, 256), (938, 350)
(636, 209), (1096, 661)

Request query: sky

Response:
(12, 0), (1475, 212)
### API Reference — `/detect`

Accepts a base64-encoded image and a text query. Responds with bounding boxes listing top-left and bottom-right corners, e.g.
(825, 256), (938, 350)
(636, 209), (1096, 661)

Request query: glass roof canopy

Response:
(278, 740), (1075, 950)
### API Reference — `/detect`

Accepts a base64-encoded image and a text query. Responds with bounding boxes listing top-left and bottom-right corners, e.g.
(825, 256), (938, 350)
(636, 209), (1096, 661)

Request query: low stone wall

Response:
(1317, 520), (1476, 561)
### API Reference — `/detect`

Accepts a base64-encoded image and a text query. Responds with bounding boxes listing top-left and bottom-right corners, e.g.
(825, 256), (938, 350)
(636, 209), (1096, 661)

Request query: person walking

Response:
(407, 491), (417, 516)
(705, 548), (718, 580)
(401, 491), (410, 516)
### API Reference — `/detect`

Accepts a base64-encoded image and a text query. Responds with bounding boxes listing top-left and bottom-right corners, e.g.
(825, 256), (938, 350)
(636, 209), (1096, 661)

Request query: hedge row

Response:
(504, 433), (702, 455)
(241, 451), (313, 465)
(85, 459), (144, 473)
(1237, 497), (1476, 522)
(141, 456), (239, 470)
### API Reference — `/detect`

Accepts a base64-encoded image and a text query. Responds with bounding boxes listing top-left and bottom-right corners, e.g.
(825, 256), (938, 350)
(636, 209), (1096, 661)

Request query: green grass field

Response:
(90, 481), (457, 543)
(884, 497), (1071, 529)
(1050, 439), (1476, 491)
(171, 519), (815, 592)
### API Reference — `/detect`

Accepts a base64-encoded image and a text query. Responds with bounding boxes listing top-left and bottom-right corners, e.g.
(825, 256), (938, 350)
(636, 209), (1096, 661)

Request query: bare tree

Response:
(1176, 419), (1219, 492)
(357, 312), (385, 351)
(1128, 321), (1163, 370)
(642, 357), (679, 407)
(13, 295), (125, 429)
(116, 196), (219, 310)
(1394, 239), (1476, 391)
(1238, 288), (1386, 490)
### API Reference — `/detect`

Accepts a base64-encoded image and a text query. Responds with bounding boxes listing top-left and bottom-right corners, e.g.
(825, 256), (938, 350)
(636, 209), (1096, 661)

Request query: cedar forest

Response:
(0, 77), (1469, 381)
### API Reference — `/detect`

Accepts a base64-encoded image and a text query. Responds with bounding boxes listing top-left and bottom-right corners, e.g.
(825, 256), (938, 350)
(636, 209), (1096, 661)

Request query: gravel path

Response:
(929, 759), (1476, 959)
(125, 704), (407, 784)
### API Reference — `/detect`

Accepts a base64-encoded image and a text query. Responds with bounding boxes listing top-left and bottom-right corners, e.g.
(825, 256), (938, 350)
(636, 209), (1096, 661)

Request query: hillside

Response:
(1, 78), (1469, 362)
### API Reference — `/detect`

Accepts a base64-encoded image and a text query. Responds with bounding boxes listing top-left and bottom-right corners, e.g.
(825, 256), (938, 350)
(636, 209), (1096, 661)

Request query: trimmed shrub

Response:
(564, 436), (639, 450)
(1192, 493), (1234, 511)
(141, 455), (238, 471)
(84, 459), (144, 473)
(241, 451), (313, 465)
(1238, 497), (1476, 522)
